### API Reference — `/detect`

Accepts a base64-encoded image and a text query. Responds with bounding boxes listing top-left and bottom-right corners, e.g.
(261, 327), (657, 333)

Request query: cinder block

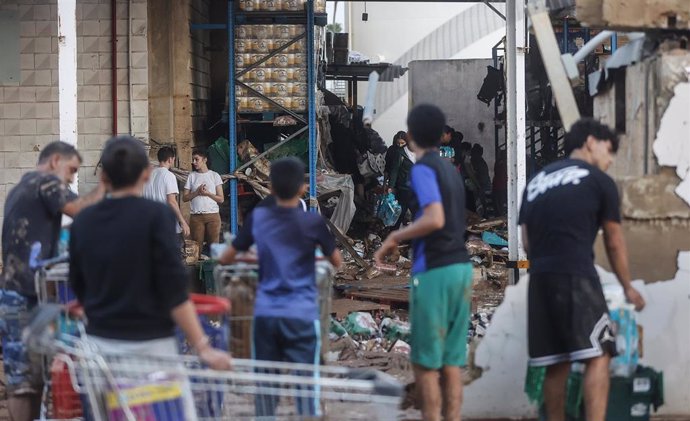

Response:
(21, 39), (35, 54)
(4, 120), (20, 136)
(131, 116), (148, 135)
(35, 53), (57, 70)
(20, 136), (42, 153)
(4, 87), (20, 102)
(131, 3), (147, 20)
(99, 53), (112, 69)
(35, 21), (55, 37)
(5, 168), (24, 185)
(99, 38), (112, 53)
(99, 102), (111, 117)
(34, 38), (51, 53)
(34, 70), (52, 86)
(131, 52), (147, 69)
(19, 120), (37, 135)
(98, 19), (112, 37)
(131, 100), (148, 118)
(99, 85), (111, 101)
(51, 37), (58, 54)
(132, 84), (148, 100)
(131, 68), (147, 85)
(82, 20), (100, 37)
(20, 103), (36, 119)
(83, 36), (100, 53)
(131, 19), (147, 36)
(35, 103), (53, 119)
(96, 3), (111, 20)
(19, 152), (40, 169)
(18, 5), (32, 21)
(75, 103), (85, 119)
(33, 5), (51, 21)
(19, 87), (36, 103)
(84, 102), (100, 118)
(82, 69), (100, 86)
(53, 103), (61, 119)
(115, 53), (128, 69)
(82, 118), (102, 134)
(20, 71), (36, 86)
(78, 53), (99, 70)
(0, 136), (21, 153)
(82, 3), (99, 20)
(5, 152), (20, 168)
(116, 100), (130, 117)
(130, 36), (147, 53)
(81, 85), (100, 101)
(36, 119), (54, 135)
(20, 21), (35, 37)
(3, 103), (21, 119)
(35, 87), (51, 102)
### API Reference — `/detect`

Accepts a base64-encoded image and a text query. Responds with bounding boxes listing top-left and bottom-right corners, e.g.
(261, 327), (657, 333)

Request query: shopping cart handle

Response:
(189, 293), (230, 315)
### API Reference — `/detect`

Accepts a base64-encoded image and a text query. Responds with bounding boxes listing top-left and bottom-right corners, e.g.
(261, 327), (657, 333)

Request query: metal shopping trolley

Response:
(213, 258), (335, 359)
(24, 304), (404, 421)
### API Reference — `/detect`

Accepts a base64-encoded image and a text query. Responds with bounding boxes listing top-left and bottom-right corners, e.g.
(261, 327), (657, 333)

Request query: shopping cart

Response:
(24, 304), (404, 421)
(213, 258), (335, 359)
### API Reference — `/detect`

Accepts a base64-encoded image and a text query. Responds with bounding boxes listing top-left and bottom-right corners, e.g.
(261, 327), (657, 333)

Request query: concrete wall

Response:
(0, 0), (149, 231)
(345, 2), (505, 143)
(408, 58), (501, 175)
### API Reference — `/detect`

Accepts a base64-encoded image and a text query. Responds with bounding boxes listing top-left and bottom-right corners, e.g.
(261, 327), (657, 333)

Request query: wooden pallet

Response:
(331, 298), (391, 318)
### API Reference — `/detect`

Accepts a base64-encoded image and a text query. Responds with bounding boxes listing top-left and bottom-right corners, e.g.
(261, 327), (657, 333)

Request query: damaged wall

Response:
(464, 256), (690, 417)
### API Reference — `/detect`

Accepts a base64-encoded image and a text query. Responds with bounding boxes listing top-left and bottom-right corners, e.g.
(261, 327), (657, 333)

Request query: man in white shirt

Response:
(143, 146), (190, 241)
(183, 149), (224, 258)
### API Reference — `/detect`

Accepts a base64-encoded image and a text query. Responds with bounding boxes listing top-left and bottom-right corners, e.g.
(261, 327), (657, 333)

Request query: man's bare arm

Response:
(167, 193), (190, 236)
(62, 183), (106, 217)
(602, 220), (645, 310)
(521, 224), (529, 255)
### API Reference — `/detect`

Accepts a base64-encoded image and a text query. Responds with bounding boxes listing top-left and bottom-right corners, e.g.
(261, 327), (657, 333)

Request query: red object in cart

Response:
(51, 355), (82, 418)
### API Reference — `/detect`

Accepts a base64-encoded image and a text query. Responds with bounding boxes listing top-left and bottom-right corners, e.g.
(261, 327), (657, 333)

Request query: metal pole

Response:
(228, 0), (238, 234)
(57, 0), (78, 192)
(506, 0), (527, 283)
(307, 0), (317, 211)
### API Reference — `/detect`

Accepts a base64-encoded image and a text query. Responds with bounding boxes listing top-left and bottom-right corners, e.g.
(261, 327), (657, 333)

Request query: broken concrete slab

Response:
(576, 0), (690, 30)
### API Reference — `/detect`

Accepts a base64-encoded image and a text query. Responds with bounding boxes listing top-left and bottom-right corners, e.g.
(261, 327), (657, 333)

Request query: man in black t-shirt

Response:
(519, 119), (645, 421)
(0, 141), (104, 421)
(69, 137), (230, 376)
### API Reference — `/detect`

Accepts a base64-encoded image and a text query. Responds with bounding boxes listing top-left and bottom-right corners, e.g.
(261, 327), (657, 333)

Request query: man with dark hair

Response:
(375, 105), (472, 421)
(144, 146), (190, 239)
(219, 157), (342, 417)
(519, 118), (644, 421)
(1, 141), (104, 421)
(183, 149), (224, 258)
(69, 137), (231, 414)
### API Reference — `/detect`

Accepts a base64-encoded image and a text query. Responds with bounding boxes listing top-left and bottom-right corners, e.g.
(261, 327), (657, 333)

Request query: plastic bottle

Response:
(57, 228), (70, 257)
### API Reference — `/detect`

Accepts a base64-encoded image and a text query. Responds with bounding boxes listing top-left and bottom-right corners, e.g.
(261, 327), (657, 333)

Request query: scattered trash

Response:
(389, 340), (411, 355)
(342, 312), (379, 339)
(481, 231), (509, 248)
(380, 318), (411, 342)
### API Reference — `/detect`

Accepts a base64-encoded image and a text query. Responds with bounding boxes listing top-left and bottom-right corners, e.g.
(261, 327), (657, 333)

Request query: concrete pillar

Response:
(147, 0), (194, 169)
(57, 0), (78, 190)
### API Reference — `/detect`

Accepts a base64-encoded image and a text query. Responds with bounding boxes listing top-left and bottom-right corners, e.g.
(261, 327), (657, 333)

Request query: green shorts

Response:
(409, 263), (473, 369)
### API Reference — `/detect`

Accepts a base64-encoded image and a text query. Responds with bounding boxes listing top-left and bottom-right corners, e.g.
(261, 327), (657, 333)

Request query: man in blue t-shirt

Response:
(219, 157), (342, 416)
(376, 105), (472, 421)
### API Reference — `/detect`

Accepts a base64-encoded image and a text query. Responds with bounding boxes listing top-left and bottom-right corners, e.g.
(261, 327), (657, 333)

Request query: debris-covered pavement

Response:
(326, 216), (510, 407)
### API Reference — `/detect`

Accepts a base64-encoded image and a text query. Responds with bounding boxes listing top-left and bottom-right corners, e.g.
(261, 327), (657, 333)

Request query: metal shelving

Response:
(192, 0), (323, 234)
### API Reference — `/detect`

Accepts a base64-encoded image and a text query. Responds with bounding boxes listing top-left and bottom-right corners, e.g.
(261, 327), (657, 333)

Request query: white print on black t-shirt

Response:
(526, 165), (590, 202)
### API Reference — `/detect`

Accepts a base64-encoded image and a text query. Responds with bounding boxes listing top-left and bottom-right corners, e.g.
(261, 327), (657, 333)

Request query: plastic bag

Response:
(610, 306), (639, 377)
(342, 312), (378, 339)
(376, 192), (402, 227)
(379, 317), (411, 342)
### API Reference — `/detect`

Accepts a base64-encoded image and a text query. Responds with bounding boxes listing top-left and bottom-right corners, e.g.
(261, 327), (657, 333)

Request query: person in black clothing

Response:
(471, 144), (491, 216)
(384, 131), (408, 183)
(520, 119), (645, 421)
(387, 131), (416, 228)
(69, 136), (231, 374)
